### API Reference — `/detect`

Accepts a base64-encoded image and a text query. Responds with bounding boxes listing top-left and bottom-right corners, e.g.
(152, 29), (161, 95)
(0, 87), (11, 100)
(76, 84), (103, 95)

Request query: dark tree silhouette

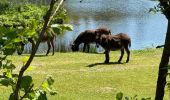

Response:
(155, 0), (170, 100)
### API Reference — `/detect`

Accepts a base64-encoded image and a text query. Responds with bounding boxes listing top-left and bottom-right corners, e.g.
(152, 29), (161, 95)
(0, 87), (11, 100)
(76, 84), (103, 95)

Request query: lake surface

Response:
(28, 0), (168, 53)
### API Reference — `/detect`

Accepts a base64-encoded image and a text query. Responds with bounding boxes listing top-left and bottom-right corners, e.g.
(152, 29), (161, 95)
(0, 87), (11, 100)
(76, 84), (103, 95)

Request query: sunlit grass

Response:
(0, 48), (169, 100)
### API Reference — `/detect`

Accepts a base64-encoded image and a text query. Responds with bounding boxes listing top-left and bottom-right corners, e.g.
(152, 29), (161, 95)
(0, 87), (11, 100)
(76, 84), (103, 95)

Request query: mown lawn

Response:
(0, 48), (169, 100)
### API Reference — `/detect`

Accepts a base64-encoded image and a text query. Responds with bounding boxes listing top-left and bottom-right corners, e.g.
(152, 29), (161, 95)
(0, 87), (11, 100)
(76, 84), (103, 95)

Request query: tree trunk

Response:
(155, 20), (170, 100)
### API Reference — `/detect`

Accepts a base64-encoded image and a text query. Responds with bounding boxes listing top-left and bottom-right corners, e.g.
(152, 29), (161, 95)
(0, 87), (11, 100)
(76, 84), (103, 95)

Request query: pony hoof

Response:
(126, 60), (129, 63)
(118, 62), (121, 64)
(104, 61), (109, 63)
(118, 60), (121, 63)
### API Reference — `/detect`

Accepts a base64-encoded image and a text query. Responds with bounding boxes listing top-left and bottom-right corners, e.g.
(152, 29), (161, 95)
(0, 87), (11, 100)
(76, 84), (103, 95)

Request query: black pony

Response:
(97, 33), (131, 63)
(71, 28), (111, 52)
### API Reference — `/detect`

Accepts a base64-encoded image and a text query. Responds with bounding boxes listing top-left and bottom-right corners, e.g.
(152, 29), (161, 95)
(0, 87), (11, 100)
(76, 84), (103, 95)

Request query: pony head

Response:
(71, 43), (79, 51)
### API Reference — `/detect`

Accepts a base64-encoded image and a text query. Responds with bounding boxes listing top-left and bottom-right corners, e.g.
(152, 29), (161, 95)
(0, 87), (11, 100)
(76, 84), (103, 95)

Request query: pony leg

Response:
(125, 47), (130, 63)
(17, 42), (25, 55)
(31, 42), (35, 54)
(28, 38), (35, 53)
(118, 48), (124, 63)
(104, 50), (110, 63)
(87, 44), (90, 53)
(96, 43), (99, 48)
(50, 39), (55, 55)
(46, 41), (51, 56)
(83, 43), (86, 52)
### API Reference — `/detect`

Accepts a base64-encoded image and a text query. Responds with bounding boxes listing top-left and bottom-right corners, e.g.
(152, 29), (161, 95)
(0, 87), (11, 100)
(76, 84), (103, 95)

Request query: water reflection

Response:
(34, 0), (167, 53)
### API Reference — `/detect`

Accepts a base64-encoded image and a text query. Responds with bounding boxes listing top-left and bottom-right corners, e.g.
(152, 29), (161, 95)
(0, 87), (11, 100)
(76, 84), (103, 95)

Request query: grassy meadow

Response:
(0, 48), (169, 100)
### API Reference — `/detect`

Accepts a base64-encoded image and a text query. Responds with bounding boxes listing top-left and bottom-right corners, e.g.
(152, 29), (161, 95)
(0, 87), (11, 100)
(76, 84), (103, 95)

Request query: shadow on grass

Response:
(87, 62), (125, 67)
(79, 51), (104, 55)
(34, 55), (49, 57)
(18, 54), (52, 57)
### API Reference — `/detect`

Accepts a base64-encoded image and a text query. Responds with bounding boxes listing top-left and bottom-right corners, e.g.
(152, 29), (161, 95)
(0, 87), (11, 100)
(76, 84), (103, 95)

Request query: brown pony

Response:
(17, 28), (56, 56)
(97, 33), (131, 63)
(71, 28), (111, 52)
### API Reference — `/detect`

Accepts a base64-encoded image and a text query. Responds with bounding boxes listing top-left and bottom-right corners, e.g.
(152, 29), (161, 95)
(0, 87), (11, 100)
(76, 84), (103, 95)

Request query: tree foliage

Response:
(116, 92), (151, 100)
(0, 0), (70, 99)
(0, 0), (72, 54)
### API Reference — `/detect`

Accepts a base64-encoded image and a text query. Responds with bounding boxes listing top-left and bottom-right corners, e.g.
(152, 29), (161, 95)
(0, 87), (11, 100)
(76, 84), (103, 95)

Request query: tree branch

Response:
(14, 0), (64, 99)
(155, 1), (170, 100)
(20, 84), (34, 100)
(159, 0), (170, 19)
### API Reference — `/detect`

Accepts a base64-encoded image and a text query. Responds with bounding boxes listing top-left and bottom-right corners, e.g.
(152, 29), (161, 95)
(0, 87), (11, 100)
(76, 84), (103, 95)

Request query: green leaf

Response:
(149, 8), (157, 14)
(24, 92), (36, 99)
(6, 64), (16, 69)
(49, 90), (57, 95)
(3, 48), (15, 55)
(5, 70), (12, 78)
(141, 97), (151, 100)
(9, 93), (15, 100)
(132, 95), (138, 100)
(26, 66), (34, 71)
(0, 78), (14, 87)
(25, 30), (37, 37)
(0, 61), (2, 68)
(125, 96), (129, 100)
(35, 89), (47, 100)
(3, 44), (16, 55)
(22, 56), (29, 63)
(11, 38), (22, 43)
(46, 75), (54, 86)
(3, 44), (12, 49)
(42, 82), (49, 91)
(20, 75), (33, 91)
(42, 75), (55, 90)
(51, 24), (60, 28)
(116, 92), (123, 100)
(51, 24), (73, 33)
(1, 56), (7, 60)
(41, 75), (57, 96)
(62, 24), (73, 31)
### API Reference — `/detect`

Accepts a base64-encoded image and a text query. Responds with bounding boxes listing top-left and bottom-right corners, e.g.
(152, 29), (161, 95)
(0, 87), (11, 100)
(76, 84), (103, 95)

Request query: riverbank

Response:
(0, 48), (169, 99)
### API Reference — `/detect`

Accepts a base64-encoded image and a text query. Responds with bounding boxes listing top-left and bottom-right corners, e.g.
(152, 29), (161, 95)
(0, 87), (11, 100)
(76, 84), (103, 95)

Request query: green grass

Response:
(0, 48), (169, 100)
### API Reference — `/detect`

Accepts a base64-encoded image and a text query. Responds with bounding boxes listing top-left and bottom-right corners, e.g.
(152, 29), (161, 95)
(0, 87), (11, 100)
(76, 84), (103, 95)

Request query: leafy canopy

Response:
(0, 1), (71, 99)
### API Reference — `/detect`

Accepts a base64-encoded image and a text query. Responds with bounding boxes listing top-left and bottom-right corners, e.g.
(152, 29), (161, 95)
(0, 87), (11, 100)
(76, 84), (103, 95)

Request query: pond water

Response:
(26, 0), (167, 53)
